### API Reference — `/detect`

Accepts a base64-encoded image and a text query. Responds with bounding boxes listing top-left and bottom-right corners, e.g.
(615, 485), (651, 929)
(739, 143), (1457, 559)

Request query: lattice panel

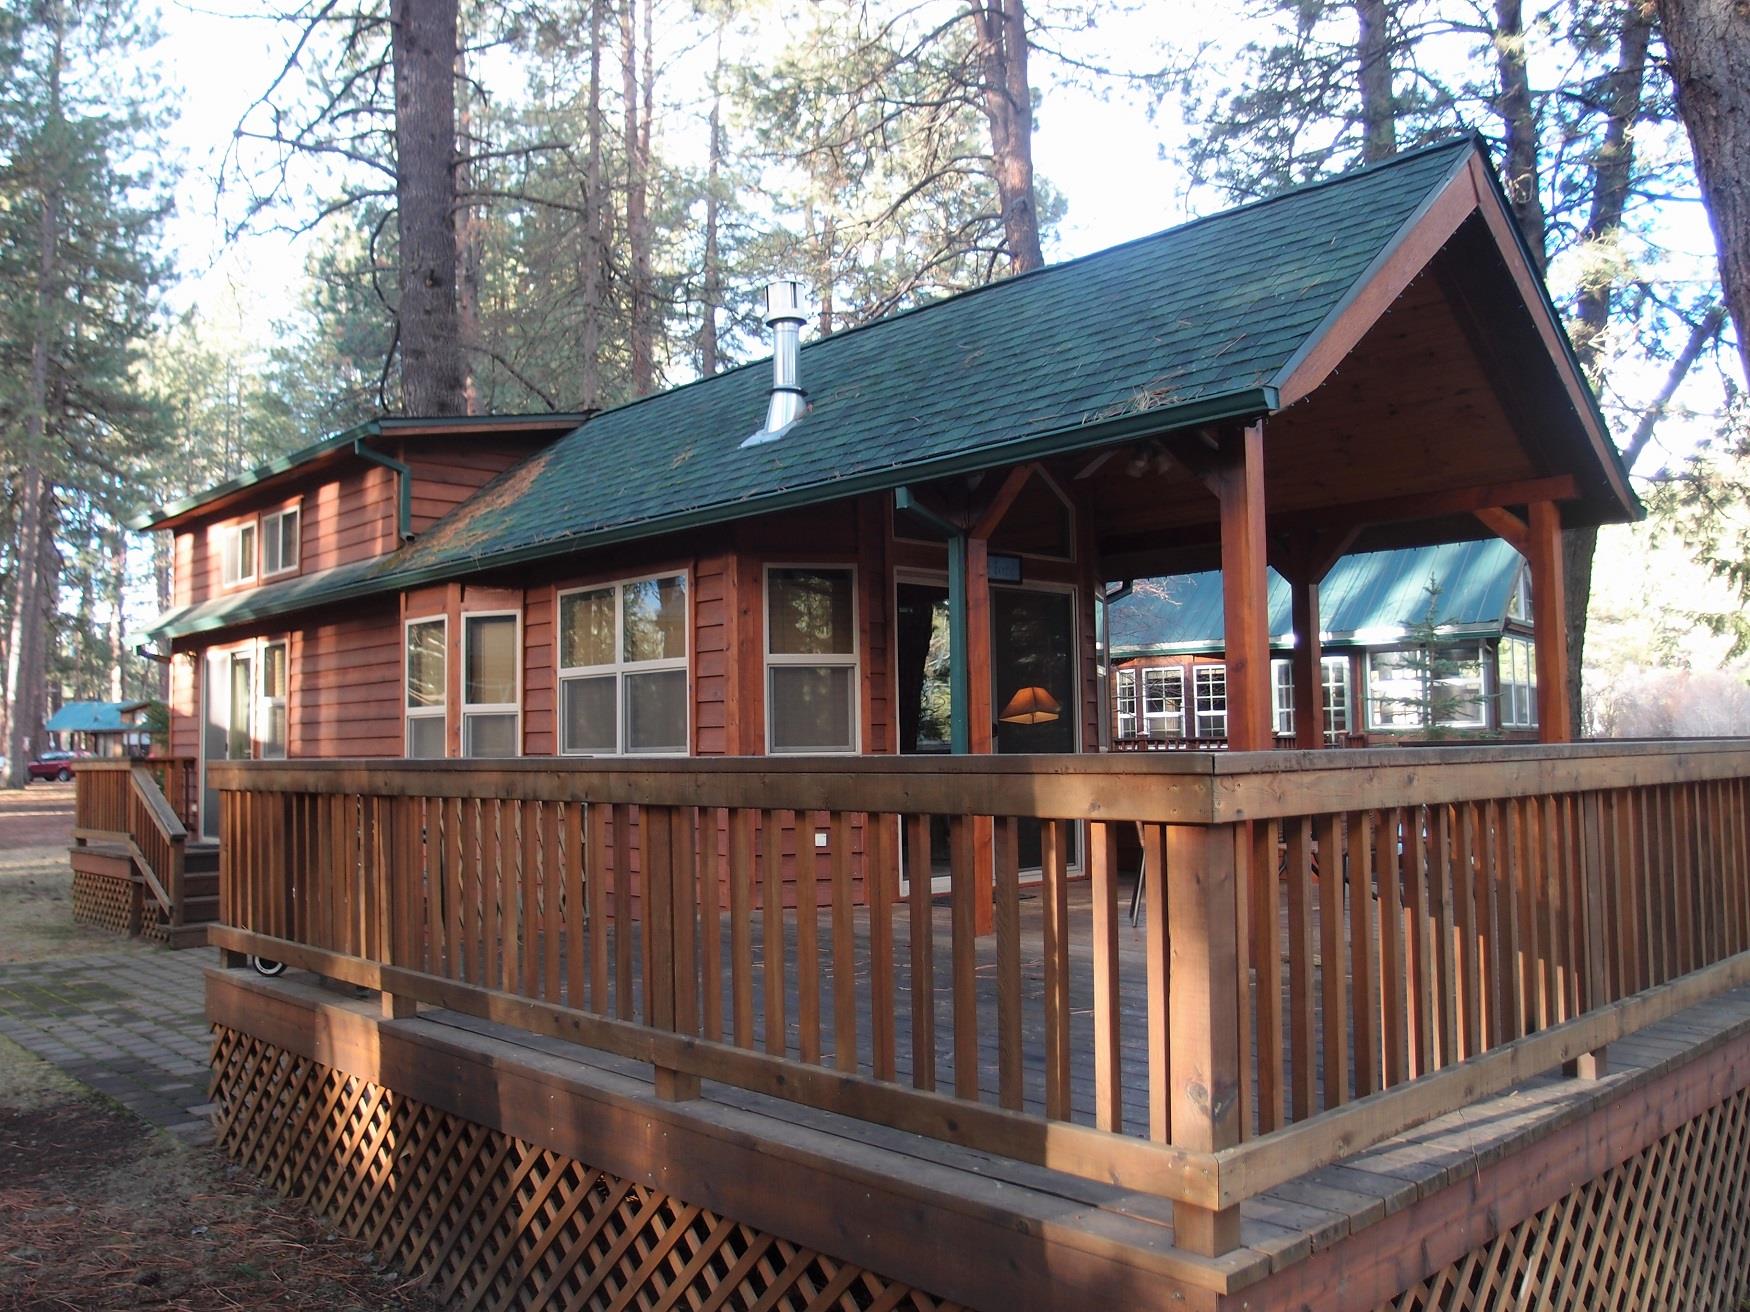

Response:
(210, 1026), (967, 1312)
(1377, 1085), (1750, 1312)
(71, 867), (140, 937)
(138, 896), (170, 945)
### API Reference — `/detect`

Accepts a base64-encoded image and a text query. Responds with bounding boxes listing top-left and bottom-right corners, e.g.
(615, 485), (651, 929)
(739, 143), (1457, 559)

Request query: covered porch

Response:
(205, 740), (1750, 1308)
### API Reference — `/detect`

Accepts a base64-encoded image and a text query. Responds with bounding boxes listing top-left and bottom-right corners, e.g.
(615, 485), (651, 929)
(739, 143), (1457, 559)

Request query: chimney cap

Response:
(765, 278), (808, 327)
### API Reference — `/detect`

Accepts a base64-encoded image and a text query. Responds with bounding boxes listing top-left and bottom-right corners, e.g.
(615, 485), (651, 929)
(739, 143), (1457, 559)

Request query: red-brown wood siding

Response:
(290, 604), (403, 757)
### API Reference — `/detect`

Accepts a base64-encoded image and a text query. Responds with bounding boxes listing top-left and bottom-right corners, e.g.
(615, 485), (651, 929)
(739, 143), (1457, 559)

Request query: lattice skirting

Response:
(210, 1026), (966, 1312)
(1376, 1083), (1750, 1312)
(138, 896), (170, 945)
(71, 867), (140, 937)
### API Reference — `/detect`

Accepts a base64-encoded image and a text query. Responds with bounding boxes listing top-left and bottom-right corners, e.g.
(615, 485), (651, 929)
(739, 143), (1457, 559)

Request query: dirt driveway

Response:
(0, 783), (442, 1310)
(0, 781), (145, 968)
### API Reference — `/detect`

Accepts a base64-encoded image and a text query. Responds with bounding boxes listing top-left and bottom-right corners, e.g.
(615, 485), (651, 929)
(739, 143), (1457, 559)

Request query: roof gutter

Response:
(149, 386), (1277, 641)
(353, 438), (414, 542)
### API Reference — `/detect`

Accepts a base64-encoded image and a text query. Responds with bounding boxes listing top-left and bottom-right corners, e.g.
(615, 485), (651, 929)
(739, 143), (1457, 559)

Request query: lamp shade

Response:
(999, 685), (1062, 724)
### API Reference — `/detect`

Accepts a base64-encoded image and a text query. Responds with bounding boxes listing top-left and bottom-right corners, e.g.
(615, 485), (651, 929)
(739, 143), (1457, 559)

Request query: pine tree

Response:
(0, 0), (171, 784)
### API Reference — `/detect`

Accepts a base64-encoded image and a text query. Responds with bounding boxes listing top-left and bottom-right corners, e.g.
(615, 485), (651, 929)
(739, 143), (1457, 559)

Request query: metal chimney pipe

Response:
(745, 278), (809, 445)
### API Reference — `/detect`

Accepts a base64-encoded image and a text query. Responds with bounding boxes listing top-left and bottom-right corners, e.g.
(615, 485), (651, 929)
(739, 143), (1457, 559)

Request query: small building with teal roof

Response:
(1106, 538), (1538, 746)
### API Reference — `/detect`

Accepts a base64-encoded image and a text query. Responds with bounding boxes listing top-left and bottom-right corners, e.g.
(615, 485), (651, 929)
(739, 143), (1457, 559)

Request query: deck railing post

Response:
(1567, 791), (1610, 1078)
(1165, 820), (1243, 1255)
(645, 805), (701, 1101)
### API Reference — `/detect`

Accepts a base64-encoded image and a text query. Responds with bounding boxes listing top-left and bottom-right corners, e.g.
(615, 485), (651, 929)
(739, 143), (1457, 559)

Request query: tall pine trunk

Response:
(1355, 0), (1397, 162)
(698, 24), (725, 376)
(622, 0), (654, 396)
(1659, 0), (1750, 383)
(1493, 0), (1548, 272)
(7, 10), (65, 788)
(108, 527), (127, 703)
(581, 0), (606, 410)
(972, 0), (1045, 273)
(391, 0), (468, 415)
(454, 44), (483, 414)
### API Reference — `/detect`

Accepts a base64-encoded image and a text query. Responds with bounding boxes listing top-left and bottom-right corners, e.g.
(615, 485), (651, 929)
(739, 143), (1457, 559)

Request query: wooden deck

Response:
(207, 961), (1750, 1308)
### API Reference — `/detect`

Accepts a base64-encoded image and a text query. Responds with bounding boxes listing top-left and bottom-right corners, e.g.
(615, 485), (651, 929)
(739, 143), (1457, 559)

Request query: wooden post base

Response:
(654, 1067), (702, 1101)
(1174, 1200), (1241, 1257)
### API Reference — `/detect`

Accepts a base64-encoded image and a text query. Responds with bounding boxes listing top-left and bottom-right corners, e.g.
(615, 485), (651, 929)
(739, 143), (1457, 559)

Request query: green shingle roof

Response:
(150, 139), (1490, 640)
(1107, 539), (1527, 657)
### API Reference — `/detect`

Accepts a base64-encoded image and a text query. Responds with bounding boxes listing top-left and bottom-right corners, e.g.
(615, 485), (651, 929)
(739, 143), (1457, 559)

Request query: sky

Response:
(148, 0), (1732, 483)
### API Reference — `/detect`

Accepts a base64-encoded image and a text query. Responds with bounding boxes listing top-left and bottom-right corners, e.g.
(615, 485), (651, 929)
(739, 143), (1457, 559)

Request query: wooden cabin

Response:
(87, 139), (1750, 1310)
(1107, 539), (1542, 749)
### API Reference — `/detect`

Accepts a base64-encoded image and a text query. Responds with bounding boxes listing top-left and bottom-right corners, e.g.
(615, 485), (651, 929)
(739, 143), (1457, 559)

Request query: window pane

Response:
(770, 665), (854, 751)
(559, 588), (616, 669)
(465, 711), (518, 758)
(262, 643), (287, 698)
(238, 523), (255, 577)
(622, 576), (688, 663)
(561, 675), (617, 753)
(626, 668), (687, 752)
(262, 705), (287, 759)
(407, 620), (445, 708)
(465, 615), (517, 705)
(407, 715), (445, 758)
(768, 569), (854, 655)
(228, 657), (253, 759)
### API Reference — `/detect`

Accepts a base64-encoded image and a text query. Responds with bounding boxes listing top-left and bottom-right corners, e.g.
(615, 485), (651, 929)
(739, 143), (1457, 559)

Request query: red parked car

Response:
(27, 750), (86, 782)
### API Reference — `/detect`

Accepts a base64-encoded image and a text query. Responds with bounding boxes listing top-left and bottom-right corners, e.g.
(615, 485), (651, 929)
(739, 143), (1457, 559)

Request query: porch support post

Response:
(1526, 501), (1571, 743)
(1215, 422), (1273, 751)
(1166, 821), (1242, 1254)
(946, 533), (972, 755)
(965, 535), (996, 935)
(1289, 576), (1322, 750)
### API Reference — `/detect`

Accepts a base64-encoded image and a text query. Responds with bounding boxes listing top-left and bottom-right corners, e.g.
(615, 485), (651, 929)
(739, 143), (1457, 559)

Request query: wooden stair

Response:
(70, 764), (220, 950)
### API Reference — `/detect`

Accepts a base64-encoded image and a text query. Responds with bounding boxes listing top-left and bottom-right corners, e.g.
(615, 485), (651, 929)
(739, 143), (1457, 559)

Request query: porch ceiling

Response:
(1083, 225), (1628, 581)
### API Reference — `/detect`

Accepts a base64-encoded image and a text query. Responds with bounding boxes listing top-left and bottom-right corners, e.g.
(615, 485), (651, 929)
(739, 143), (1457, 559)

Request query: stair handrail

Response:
(127, 764), (187, 925)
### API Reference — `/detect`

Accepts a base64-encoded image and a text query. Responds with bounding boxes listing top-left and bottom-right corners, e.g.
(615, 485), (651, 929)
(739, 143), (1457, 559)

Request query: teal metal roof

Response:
(45, 700), (150, 733)
(1107, 538), (1526, 657)
(149, 139), (1514, 641)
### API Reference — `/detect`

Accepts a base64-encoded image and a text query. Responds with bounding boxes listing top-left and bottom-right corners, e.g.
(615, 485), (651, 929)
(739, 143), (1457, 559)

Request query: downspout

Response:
(894, 487), (971, 755)
(354, 438), (415, 543)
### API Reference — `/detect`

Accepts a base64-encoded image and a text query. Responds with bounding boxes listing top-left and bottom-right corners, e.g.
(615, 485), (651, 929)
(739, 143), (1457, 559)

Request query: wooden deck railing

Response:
(73, 760), (132, 837)
(144, 755), (198, 834)
(208, 740), (1750, 1257)
(74, 761), (189, 924)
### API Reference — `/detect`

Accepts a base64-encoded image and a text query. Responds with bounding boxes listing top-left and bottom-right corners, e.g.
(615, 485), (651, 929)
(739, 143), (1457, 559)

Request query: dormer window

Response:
(221, 521), (257, 586)
(262, 506), (300, 577)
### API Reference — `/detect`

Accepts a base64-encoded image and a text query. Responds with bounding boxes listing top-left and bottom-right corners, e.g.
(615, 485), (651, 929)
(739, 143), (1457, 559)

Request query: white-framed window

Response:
(1142, 666), (1185, 738)
(1501, 635), (1538, 728)
(766, 565), (858, 753)
(1322, 655), (1352, 744)
(1114, 668), (1138, 738)
(221, 521), (257, 587)
(261, 506), (300, 577)
(557, 573), (689, 755)
(463, 612), (520, 758)
(259, 639), (288, 758)
(1193, 664), (1227, 739)
(1507, 564), (1532, 622)
(1366, 644), (1488, 731)
(226, 649), (255, 760)
(1271, 659), (1294, 736)
(404, 616), (447, 758)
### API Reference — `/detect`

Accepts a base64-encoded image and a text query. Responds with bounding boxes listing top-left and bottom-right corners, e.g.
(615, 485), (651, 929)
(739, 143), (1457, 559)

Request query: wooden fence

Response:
(209, 740), (1750, 1256)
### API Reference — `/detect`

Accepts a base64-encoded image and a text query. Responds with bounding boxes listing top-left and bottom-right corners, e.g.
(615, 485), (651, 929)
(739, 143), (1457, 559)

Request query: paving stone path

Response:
(0, 946), (217, 1141)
